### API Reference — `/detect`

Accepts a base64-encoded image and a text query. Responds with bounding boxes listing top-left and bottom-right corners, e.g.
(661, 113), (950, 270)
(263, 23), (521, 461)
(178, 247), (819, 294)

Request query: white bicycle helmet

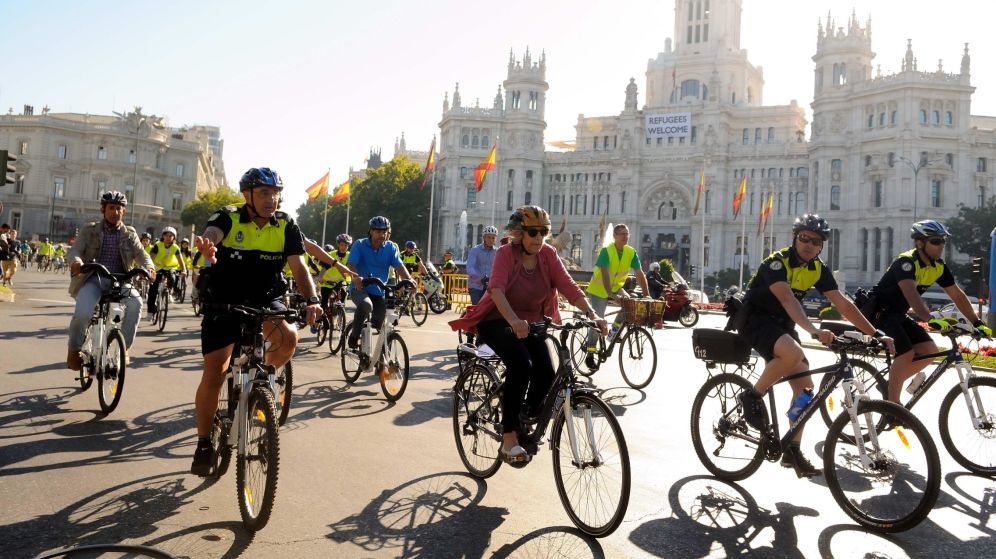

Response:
(483, 225), (499, 236)
(162, 226), (177, 236)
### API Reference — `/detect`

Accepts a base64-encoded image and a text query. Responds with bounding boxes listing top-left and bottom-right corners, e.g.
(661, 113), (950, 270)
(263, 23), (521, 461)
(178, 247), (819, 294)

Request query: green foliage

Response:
(181, 188), (244, 230)
(705, 267), (753, 292)
(819, 306), (841, 320)
(657, 258), (676, 282)
(946, 196), (996, 259)
(295, 157), (431, 252)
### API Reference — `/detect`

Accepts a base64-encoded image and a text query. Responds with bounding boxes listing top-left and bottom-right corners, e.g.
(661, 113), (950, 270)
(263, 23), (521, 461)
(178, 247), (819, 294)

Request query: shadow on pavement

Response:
(285, 380), (396, 424)
(490, 526), (604, 558)
(327, 471), (507, 558)
(0, 325), (65, 341)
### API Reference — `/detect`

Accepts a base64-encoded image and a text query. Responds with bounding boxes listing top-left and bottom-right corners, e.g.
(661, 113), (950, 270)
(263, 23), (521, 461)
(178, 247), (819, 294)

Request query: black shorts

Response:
(200, 298), (287, 355)
(875, 312), (932, 356)
(742, 313), (803, 362)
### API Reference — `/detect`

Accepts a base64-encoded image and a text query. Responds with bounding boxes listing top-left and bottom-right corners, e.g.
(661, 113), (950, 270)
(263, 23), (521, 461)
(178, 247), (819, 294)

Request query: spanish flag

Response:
(693, 171), (705, 215)
(757, 192), (773, 237)
(329, 179), (350, 205)
(305, 172), (329, 203)
(419, 137), (436, 191)
(474, 145), (497, 192)
(732, 176), (747, 219)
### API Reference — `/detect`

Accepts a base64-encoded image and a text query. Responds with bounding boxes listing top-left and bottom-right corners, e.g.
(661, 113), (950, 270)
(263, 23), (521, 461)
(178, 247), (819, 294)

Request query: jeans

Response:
(147, 270), (176, 313)
(477, 319), (555, 434)
(469, 287), (485, 305)
(585, 292), (615, 346)
(69, 275), (142, 351)
(349, 289), (386, 343)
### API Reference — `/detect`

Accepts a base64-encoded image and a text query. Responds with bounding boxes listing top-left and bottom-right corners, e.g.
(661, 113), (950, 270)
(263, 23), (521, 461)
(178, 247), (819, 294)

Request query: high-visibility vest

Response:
(586, 245), (636, 298)
(152, 241), (181, 270)
(321, 251), (350, 286)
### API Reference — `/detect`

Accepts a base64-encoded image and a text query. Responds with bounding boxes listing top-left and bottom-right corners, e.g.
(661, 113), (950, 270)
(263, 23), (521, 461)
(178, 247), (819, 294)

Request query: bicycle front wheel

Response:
(452, 363), (502, 478)
(938, 375), (996, 476)
(340, 321), (362, 383)
(618, 326), (657, 389)
(274, 361), (293, 426)
(551, 392), (630, 537)
(315, 316), (329, 346)
(689, 373), (765, 481)
(157, 289), (169, 332)
(78, 327), (95, 391)
(327, 305), (346, 355)
(824, 400), (940, 533)
(410, 293), (429, 326)
(236, 386), (280, 532)
(380, 332), (410, 401)
(97, 329), (127, 414)
(565, 328), (597, 377)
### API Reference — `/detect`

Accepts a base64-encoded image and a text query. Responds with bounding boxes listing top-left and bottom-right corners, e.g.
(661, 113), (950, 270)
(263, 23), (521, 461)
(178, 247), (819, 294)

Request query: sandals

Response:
(501, 445), (531, 468)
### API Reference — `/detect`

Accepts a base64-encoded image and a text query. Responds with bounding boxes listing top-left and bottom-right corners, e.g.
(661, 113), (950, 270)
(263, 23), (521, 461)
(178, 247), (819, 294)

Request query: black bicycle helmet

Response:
(791, 213), (831, 240)
(141, 232), (152, 240)
(405, 240), (417, 249)
(336, 233), (352, 245)
(369, 216), (391, 230)
(910, 220), (950, 240)
(323, 243), (335, 252)
(239, 167), (283, 191)
(100, 190), (128, 206)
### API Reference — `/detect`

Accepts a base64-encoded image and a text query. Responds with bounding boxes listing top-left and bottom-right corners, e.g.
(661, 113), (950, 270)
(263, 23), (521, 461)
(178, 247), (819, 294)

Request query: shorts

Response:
(875, 312), (932, 356)
(200, 298), (287, 355)
(742, 313), (802, 362)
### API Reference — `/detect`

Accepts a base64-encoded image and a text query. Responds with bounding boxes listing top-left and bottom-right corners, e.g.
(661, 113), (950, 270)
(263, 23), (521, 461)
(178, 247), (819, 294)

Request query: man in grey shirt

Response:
(466, 225), (498, 305)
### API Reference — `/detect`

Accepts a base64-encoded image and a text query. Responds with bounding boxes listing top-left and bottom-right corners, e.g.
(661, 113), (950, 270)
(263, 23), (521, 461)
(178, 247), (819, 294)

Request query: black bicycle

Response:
(563, 303), (658, 389)
(690, 327), (940, 533)
(816, 319), (996, 476)
(452, 317), (631, 537)
(316, 281), (348, 354)
(206, 304), (299, 532)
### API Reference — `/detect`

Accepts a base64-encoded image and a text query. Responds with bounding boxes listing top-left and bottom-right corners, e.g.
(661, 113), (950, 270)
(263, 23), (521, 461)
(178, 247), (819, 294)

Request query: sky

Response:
(3, 0), (994, 216)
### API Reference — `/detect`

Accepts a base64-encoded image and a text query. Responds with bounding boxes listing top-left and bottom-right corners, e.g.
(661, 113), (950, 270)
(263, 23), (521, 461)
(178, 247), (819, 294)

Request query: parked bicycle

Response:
(816, 319), (996, 476)
(690, 327), (940, 533)
(77, 263), (150, 414)
(564, 297), (658, 389)
(205, 303), (299, 532)
(452, 316), (631, 537)
(341, 277), (415, 401)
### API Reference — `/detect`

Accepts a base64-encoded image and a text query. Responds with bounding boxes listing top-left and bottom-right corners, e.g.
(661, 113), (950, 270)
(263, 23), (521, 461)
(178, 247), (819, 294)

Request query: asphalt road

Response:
(1, 267), (994, 558)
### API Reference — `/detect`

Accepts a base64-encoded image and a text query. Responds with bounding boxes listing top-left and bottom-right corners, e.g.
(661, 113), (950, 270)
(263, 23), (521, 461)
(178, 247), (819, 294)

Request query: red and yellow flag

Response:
(732, 176), (747, 219)
(305, 172), (329, 203)
(329, 179), (350, 205)
(693, 172), (705, 215)
(757, 192), (773, 236)
(474, 145), (497, 192)
(419, 137), (436, 191)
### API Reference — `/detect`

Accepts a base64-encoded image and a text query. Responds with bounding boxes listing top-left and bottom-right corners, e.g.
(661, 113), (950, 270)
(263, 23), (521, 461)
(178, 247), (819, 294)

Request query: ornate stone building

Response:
(432, 0), (996, 288)
(0, 107), (225, 241)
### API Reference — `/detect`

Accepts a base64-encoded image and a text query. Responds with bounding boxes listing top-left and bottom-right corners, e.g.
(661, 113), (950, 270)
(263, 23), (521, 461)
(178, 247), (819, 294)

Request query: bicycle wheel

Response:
(157, 287), (169, 332)
(938, 375), (996, 476)
(340, 321), (362, 383)
(565, 328), (597, 377)
(551, 392), (631, 537)
(428, 292), (447, 314)
(380, 332), (410, 401)
(618, 326), (657, 389)
(237, 386), (280, 532)
(327, 305), (346, 355)
(410, 293), (429, 326)
(689, 373), (765, 481)
(452, 363), (503, 478)
(315, 316), (329, 346)
(191, 296), (202, 317)
(212, 375), (235, 478)
(177, 279), (186, 304)
(274, 361), (293, 427)
(97, 330), (127, 414)
(78, 327), (95, 391)
(818, 359), (887, 435)
(678, 306), (700, 327)
(824, 400), (940, 533)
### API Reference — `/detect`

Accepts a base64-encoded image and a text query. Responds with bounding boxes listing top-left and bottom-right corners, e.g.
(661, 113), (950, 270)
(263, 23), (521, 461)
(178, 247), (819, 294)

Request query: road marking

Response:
(26, 298), (75, 306)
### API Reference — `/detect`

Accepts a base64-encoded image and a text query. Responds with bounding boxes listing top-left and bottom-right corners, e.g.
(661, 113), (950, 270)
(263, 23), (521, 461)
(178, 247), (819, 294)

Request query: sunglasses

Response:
(927, 238), (947, 246)
(796, 235), (824, 247)
(524, 227), (550, 238)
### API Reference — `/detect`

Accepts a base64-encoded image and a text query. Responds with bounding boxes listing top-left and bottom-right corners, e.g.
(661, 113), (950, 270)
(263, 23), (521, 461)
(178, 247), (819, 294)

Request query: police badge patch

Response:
(901, 262), (913, 272)
(769, 260), (784, 271)
(235, 231), (244, 243)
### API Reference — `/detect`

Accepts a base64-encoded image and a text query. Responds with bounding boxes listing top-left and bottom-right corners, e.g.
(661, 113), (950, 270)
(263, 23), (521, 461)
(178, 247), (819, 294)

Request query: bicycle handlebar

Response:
(207, 303), (301, 322)
(505, 316), (599, 338)
(81, 262), (152, 283)
(360, 276), (416, 291)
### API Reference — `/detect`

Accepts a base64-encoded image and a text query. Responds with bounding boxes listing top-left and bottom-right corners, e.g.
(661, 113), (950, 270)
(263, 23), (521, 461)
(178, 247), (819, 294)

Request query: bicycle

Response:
(341, 277), (414, 401)
(76, 263), (150, 414)
(150, 270), (174, 333)
(315, 281), (348, 354)
(563, 300), (658, 389)
(204, 303), (299, 531)
(397, 282), (429, 327)
(816, 319), (996, 476)
(689, 327), (940, 533)
(172, 274), (187, 304)
(451, 316), (631, 537)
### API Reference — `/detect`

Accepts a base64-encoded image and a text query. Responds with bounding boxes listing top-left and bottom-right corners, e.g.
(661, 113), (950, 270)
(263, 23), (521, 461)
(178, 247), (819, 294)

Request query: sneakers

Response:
(190, 440), (215, 476)
(67, 349), (83, 371)
(737, 389), (769, 431)
(781, 445), (822, 478)
(347, 337), (360, 350)
(584, 353), (598, 370)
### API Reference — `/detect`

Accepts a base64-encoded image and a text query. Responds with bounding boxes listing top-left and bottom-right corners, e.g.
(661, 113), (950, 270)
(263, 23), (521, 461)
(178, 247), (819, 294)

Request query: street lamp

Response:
(898, 152), (942, 223)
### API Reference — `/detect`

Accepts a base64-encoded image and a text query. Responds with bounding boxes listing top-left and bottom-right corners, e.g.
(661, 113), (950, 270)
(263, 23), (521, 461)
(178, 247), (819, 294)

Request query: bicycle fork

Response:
(562, 388), (605, 468)
(955, 362), (990, 430)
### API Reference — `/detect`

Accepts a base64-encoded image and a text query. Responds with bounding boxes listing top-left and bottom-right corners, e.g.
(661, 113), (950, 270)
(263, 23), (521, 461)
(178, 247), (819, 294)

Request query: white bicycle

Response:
(341, 277), (416, 401)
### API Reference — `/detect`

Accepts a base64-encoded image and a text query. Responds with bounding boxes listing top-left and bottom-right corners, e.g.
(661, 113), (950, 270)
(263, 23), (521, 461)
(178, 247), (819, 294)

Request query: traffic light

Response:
(972, 257), (983, 275)
(0, 150), (16, 186)
(689, 265), (697, 277)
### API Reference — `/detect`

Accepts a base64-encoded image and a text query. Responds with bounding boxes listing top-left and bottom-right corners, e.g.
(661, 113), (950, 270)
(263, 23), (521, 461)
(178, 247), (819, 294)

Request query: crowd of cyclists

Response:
(41, 163), (994, 535)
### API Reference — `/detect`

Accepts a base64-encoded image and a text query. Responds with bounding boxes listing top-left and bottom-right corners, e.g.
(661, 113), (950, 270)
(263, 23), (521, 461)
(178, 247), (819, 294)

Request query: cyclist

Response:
(190, 167), (322, 475)
(584, 224), (651, 369)
(318, 239), (355, 307)
(37, 238), (54, 270)
(1, 228), (19, 287)
(147, 226), (187, 316)
(66, 191), (155, 370)
(866, 220), (991, 402)
(735, 214), (894, 478)
(401, 241), (428, 278)
(345, 216), (415, 353)
(466, 226), (498, 305)
(140, 232), (153, 254)
(54, 244), (67, 271)
(449, 206), (607, 465)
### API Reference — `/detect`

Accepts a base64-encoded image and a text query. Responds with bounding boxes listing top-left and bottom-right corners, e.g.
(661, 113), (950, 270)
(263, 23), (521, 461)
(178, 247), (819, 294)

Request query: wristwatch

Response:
(306, 295), (321, 305)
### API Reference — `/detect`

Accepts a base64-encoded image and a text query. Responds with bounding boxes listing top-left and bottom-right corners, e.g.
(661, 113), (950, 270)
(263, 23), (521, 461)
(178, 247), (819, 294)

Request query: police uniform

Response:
(741, 247), (838, 361)
(869, 249), (955, 356)
(401, 251), (422, 275)
(200, 205), (306, 354)
(319, 250), (350, 305)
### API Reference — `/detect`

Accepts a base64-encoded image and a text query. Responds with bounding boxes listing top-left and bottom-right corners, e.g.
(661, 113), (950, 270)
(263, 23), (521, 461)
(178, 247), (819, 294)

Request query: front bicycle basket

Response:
(692, 328), (751, 364)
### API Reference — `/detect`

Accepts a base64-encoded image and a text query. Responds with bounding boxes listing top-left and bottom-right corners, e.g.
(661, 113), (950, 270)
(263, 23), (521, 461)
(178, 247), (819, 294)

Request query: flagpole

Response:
(427, 139), (437, 264)
(699, 169), (706, 296)
(320, 167), (330, 247)
(490, 137), (499, 229)
(345, 190), (351, 240)
(738, 193), (747, 289)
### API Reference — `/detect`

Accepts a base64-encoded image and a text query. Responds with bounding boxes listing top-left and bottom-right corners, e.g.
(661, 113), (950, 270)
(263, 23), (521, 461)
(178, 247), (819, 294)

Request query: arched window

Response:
(742, 128), (749, 144)
(879, 113), (886, 126)
(868, 114), (875, 128)
(462, 134), (469, 148)
(919, 110), (928, 124)
(891, 110), (898, 125)
(945, 111), (953, 125)
(754, 128), (762, 143)
(932, 111), (940, 125)
(767, 127), (775, 143)
(680, 79), (700, 99)
(524, 191), (532, 205)
(472, 134), (479, 148)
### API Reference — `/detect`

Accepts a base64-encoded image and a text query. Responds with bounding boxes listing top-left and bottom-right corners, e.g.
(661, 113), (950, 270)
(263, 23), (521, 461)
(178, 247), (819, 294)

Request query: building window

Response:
(472, 135), (479, 148)
(570, 233), (583, 263)
(459, 167), (468, 178)
(865, 155), (872, 167)
(96, 180), (107, 197)
(795, 191), (807, 213)
(507, 190), (513, 211)
(680, 79), (700, 99)
(18, 141), (28, 154)
(867, 114), (875, 128)
(58, 145), (67, 159)
(831, 159), (842, 170)
(930, 179), (941, 207)
(529, 91), (538, 110)
(97, 146), (107, 160)
(125, 183), (135, 199)
(945, 153), (954, 167)
(54, 177), (66, 198)
(742, 128), (749, 144)
(979, 158), (988, 172)
(482, 134), (489, 147)
(945, 111), (953, 125)
(888, 152), (895, 167)
(891, 111), (898, 125)
(754, 128), (762, 143)
(932, 110), (940, 125)
(879, 113), (886, 126)
(14, 174), (25, 194)
(861, 229), (868, 271)
(874, 228), (882, 272)
(461, 135), (469, 148)
(172, 192), (183, 211)
(873, 181), (883, 207)
(175, 163), (185, 177)
(10, 211), (20, 231)
(466, 185), (477, 208)
(127, 149), (136, 164)
(830, 185), (841, 210)
(524, 191), (531, 205)
(767, 127), (775, 143)
(511, 91), (520, 109)
(919, 110), (927, 124)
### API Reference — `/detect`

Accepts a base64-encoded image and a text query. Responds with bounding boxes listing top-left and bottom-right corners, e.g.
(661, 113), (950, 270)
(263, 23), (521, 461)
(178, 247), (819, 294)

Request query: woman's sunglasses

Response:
(524, 227), (550, 238)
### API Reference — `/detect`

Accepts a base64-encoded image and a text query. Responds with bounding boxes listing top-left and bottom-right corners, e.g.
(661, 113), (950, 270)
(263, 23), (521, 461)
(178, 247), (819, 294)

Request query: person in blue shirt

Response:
(466, 225), (499, 305)
(346, 216), (415, 348)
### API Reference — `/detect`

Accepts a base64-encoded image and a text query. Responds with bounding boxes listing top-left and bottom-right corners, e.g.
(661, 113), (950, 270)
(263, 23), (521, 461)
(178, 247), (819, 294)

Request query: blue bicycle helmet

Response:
(369, 216), (391, 230)
(239, 167), (283, 191)
(910, 220), (950, 240)
(405, 240), (417, 249)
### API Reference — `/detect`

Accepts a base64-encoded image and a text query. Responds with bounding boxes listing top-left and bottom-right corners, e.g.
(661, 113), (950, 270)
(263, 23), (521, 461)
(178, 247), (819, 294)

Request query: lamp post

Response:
(898, 152), (942, 223)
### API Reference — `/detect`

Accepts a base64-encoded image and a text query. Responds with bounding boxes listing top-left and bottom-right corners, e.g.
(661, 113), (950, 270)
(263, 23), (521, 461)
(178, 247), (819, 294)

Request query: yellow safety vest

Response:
(153, 241), (181, 271)
(587, 245), (636, 298)
(143, 244), (153, 254)
(755, 248), (824, 297)
(38, 243), (54, 256)
(898, 249), (947, 292)
(321, 251), (349, 286)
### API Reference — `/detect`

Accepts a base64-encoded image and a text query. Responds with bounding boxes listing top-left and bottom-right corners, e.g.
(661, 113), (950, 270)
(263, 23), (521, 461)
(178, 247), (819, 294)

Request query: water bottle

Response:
(608, 318), (622, 339)
(786, 388), (815, 423)
(906, 371), (926, 395)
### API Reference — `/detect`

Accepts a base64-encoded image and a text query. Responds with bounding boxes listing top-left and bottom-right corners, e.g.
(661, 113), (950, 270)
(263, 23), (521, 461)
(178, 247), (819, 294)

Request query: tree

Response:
(181, 188), (244, 230)
(704, 267), (754, 295)
(944, 197), (996, 296)
(657, 258), (676, 282)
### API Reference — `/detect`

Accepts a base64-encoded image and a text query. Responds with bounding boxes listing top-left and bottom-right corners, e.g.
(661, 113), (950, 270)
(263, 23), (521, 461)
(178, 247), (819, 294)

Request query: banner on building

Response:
(644, 112), (692, 139)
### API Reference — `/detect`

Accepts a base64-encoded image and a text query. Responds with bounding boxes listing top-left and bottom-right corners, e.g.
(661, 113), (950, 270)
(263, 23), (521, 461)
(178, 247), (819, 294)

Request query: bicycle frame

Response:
(357, 304), (399, 371)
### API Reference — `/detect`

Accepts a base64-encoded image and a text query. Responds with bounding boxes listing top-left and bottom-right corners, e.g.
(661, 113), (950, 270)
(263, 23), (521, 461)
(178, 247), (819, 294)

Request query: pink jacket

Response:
(449, 242), (585, 334)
